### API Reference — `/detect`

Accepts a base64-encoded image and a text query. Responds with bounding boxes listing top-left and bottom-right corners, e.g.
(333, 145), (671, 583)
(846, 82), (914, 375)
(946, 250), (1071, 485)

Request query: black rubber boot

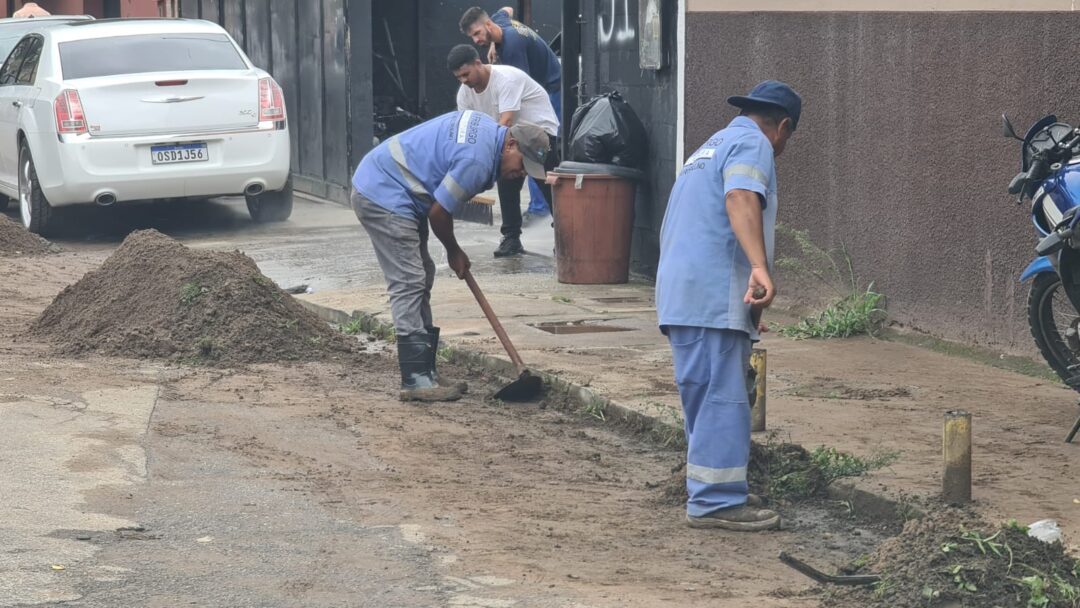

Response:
(397, 332), (462, 403)
(426, 326), (468, 394)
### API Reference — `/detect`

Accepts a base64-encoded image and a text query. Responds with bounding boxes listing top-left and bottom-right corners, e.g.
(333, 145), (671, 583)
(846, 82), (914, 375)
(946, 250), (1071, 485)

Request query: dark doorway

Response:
(103, 0), (121, 17)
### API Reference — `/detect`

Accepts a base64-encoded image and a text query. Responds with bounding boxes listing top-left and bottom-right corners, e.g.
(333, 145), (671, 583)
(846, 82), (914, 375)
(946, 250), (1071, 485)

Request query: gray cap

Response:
(509, 122), (551, 180)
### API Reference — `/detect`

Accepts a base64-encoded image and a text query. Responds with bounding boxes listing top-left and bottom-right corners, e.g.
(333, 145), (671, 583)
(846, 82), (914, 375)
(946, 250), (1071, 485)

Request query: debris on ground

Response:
(0, 213), (54, 256)
(29, 229), (355, 365)
(655, 436), (898, 506)
(829, 510), (1080, 607)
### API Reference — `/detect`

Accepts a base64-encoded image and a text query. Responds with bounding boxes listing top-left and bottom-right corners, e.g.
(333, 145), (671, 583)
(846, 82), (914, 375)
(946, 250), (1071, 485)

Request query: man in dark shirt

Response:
(460, 6), (561, 220)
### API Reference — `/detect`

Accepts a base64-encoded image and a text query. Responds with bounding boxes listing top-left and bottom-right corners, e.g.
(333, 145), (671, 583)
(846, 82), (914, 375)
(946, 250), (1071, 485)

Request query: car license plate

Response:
(151, 143), (208, 165)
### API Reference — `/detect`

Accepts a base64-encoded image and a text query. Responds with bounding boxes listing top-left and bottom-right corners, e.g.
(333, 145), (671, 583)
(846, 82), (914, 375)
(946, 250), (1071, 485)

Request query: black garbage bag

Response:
(567, 91), (648, 168)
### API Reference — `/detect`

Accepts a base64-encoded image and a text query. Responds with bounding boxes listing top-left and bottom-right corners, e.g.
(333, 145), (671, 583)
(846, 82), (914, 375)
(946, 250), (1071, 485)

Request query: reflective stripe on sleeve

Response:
(388, 136), (430, 197)
(440, 174), (469, 203)
(723, 163), (769, 188)
(686, 463), (747, 485)
(456, 110), (476, 144)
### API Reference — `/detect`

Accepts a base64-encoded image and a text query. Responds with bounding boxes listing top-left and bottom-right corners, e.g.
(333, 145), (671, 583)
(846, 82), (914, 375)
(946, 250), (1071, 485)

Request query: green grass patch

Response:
(341, 318), (365, 335)
(778, 285), (886, 339)
(776, 225), (887, 340)
(180, 282), (205, 305)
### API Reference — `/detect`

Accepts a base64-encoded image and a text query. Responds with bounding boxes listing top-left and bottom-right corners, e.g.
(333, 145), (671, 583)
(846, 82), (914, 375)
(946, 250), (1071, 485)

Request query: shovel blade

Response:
(494, 370), (543, 402)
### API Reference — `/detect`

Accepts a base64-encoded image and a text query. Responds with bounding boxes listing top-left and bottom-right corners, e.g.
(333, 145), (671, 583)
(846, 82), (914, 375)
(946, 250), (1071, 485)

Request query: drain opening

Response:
(532, 322), (634, 335)
(590, 297), (647, 304)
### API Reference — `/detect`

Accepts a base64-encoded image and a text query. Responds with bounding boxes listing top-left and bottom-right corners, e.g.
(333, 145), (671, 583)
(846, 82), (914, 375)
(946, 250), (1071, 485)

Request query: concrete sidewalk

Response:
(299, 202), (1080, 543)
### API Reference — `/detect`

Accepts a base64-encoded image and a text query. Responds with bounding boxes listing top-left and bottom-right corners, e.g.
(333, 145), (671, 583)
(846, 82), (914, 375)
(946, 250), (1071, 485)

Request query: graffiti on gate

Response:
(598, 0), (636, 48)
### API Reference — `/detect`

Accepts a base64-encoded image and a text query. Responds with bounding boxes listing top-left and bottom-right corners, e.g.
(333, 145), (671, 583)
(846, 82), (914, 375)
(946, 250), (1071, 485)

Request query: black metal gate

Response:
(180, 0), (373, 204)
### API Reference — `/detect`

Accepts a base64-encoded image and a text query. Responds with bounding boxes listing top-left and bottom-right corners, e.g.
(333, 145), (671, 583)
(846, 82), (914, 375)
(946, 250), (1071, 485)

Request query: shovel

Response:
(463, 270), (543, 401)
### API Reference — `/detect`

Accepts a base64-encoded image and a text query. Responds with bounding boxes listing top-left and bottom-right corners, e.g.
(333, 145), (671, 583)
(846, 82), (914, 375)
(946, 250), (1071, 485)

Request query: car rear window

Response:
(59, 33), (246, 79)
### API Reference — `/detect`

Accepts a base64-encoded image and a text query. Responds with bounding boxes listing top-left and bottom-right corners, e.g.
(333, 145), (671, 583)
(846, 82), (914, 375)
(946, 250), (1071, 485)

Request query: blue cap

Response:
(727, 80), (802, 130)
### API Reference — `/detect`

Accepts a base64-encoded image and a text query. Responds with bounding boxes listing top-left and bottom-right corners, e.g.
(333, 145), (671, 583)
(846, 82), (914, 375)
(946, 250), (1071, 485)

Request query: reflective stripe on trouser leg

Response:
(353, 190), (432, 337)
(667, 326), (752, 517)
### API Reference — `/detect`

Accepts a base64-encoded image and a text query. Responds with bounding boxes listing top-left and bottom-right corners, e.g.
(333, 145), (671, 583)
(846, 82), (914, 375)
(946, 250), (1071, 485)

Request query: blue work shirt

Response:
(491, 9), (561, 94)
(352, 111), (506, 221)
(656, 116), (778, 339)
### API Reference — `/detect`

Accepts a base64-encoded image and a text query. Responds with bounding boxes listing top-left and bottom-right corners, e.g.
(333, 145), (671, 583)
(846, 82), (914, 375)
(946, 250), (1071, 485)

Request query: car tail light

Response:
(259, 78), (285, 122)
(55, 89), (87, 135)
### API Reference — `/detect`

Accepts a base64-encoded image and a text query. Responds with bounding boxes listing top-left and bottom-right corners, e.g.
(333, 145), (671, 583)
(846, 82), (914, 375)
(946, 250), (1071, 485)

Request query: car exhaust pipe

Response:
(95, 193), (117, 207)
(245, 183), (265, 197)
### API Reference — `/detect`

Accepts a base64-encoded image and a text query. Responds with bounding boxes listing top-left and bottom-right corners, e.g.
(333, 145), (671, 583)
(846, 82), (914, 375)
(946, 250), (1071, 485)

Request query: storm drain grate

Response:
(590, 297), (648, 304)
(532, 322), (634, 335)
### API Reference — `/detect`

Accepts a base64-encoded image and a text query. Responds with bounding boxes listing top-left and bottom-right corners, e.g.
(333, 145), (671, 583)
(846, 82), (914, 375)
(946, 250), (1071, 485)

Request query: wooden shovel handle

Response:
(463, 270), (527, 372)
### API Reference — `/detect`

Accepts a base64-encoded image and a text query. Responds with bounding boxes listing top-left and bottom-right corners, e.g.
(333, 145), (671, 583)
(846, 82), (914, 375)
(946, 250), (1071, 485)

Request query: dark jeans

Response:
(498, 136), (560, 238)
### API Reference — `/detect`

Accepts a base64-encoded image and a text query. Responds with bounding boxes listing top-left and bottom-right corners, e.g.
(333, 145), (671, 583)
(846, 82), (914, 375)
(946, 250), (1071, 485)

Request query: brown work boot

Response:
(686, 505), (781, 531)
(746, 493), (764, 507)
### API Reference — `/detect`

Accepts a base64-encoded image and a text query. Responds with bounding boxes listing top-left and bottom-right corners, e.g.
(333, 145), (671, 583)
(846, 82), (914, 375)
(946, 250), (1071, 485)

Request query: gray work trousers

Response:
(353, 190), (435, 338)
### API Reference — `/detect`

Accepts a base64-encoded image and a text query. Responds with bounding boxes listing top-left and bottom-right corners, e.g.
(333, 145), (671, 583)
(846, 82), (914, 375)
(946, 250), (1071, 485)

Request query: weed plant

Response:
(775, 226), (886, 339)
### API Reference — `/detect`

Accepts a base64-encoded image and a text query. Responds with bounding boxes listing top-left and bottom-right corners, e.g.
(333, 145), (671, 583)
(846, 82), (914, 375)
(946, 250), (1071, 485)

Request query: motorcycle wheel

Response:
(1028, 272), (1080, 389)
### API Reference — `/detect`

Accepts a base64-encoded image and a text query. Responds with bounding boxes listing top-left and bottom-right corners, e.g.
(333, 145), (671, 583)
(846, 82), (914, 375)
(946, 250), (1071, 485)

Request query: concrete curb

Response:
(297, 298), (919, 523)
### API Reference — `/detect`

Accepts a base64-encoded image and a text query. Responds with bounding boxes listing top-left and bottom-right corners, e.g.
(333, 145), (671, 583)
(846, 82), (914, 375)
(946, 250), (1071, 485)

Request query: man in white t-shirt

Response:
(448, 44), (559, 258)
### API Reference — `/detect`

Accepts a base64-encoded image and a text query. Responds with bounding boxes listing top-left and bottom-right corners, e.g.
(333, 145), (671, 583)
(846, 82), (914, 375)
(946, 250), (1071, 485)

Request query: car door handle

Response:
(11, 101), (21, 108)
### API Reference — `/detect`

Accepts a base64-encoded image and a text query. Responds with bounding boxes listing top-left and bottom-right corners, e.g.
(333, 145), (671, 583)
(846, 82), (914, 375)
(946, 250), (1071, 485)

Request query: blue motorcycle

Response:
(1005, 114), (1080, 394)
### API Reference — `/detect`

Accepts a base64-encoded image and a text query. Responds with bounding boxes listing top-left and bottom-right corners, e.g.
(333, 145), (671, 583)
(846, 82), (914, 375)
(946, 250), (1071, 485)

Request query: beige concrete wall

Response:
(689, 0), (1075, 11)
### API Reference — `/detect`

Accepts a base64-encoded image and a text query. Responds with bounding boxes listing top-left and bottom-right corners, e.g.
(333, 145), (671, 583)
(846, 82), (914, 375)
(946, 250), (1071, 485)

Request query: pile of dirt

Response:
(0, 213), (53, 256)
(29, 230), (355, 365)
(833, 510), (1080, 607)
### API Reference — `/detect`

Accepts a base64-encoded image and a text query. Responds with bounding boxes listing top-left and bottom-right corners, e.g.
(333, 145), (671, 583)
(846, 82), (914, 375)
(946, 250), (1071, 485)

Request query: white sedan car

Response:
(0, 18), (292, 234)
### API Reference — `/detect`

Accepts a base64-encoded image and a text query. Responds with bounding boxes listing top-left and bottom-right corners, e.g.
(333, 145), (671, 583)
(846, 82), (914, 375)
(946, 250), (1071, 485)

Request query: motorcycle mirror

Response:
(1008, 172), (1027, 195)
(1002, 114), (1023, 141)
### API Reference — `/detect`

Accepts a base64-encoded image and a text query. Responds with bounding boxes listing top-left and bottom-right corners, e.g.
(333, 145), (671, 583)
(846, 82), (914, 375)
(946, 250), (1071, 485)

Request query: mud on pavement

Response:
(5, 245), (916, 608)
(10, 242), (1075, 607)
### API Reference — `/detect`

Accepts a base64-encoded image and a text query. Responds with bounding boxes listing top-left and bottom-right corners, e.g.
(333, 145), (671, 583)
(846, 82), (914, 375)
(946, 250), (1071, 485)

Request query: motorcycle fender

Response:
(1056, 248), (1080, 313)
(1021, 257), (1054, 282)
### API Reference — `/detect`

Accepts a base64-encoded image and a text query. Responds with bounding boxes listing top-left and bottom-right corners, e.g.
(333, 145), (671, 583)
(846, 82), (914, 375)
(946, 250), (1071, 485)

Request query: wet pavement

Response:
(5, 193), (556, 294)
(7, 193), (1080, 546)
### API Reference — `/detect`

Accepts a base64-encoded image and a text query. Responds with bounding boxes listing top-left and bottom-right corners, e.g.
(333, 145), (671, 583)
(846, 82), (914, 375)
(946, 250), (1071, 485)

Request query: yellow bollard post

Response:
(942, 410), (972, 504)
(750, 349), (767, 432)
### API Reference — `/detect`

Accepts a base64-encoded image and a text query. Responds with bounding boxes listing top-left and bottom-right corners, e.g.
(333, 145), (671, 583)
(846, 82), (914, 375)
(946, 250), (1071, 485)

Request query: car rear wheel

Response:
(246, 177), (293, 223)
(18, 142), (55, 235)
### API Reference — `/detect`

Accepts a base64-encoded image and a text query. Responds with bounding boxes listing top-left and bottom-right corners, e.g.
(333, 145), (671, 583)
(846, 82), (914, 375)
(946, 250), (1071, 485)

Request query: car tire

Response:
(0, 195), (9, 212)
(18, 142), (55, 235)
(246, 177), (293, 223)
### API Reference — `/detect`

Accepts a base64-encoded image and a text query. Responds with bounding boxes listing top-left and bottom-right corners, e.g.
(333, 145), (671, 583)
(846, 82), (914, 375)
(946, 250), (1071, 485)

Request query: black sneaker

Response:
(493, 236), (524, 258)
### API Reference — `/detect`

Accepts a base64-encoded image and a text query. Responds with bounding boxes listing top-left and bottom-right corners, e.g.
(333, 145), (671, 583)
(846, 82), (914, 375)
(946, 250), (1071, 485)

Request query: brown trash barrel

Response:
(549, 172), (636, 284)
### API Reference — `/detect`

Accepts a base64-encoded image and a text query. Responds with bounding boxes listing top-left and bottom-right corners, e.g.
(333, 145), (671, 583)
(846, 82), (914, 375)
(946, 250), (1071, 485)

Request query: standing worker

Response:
(459, 5), (560, 223)
(656, 81), (802, 531)
(448, 44), (559, 258)
(351, 110), (550, 402)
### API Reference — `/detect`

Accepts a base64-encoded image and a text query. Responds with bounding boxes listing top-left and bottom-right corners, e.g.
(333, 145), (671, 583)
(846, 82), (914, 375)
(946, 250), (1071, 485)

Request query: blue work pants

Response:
(525, 91), (563, 216)
(667, 326), (752, 516)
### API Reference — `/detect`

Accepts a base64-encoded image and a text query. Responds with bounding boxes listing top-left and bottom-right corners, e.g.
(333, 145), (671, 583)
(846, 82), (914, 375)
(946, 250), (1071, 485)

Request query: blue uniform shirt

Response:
(491, 9), (561, 94)
(656, 116), (778, 339)
(352, 111), (506, 221)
